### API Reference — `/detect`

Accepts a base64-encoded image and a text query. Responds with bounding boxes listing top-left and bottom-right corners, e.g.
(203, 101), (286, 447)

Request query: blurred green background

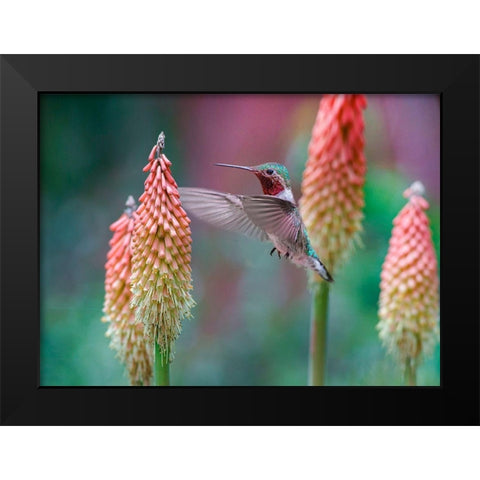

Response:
(40, 94), (440, 386)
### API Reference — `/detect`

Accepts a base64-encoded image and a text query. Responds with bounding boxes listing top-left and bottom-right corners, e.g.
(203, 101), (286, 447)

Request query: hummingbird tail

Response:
(309, 256), (334, 283)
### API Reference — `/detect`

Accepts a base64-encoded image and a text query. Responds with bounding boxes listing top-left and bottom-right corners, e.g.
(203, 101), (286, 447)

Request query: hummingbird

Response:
(178, 163), (334, 282)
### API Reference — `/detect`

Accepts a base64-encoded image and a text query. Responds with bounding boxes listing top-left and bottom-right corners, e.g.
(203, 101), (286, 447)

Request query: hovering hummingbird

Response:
(178, 163), (334, 282)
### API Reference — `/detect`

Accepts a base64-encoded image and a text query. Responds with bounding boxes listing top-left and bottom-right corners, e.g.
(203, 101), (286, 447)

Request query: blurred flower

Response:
(377, 181), (439, 376)
(102, 195), (153, 385)
(300, 94), (367, 276)
(130, 132), (195, 361)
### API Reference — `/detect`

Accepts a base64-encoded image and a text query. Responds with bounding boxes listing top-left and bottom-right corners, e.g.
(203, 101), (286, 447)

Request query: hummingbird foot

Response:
(270, 247), (288, 259)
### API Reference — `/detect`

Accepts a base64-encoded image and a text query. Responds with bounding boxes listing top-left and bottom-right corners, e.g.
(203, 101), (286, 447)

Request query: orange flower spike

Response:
(300, 94), (367, 274)
(377, 181), (439, 376)
(102, 195), (153, 386)
(130, 132), (195, 360)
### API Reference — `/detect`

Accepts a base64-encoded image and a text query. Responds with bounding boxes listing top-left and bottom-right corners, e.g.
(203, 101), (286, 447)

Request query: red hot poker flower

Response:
(300, 94), (367, 275)
(102, 196), (153, 385)
(130, 133), (195, 360)
(378, 181), (439, 377)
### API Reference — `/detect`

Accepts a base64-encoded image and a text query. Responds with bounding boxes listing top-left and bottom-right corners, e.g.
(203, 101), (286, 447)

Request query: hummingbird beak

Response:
(214, 163), (256, 172)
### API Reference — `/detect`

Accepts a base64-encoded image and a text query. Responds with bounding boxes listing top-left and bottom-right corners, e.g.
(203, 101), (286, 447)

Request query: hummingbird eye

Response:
(266, 169), (274, 175)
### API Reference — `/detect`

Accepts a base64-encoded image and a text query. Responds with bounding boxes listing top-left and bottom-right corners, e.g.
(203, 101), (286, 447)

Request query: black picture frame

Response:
(1, 55), (478, 425)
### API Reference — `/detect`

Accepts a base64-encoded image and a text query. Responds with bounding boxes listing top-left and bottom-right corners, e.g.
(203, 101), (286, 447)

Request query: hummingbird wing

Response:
(178, 188), (302, 245)
(242, 195), (302, 245)
(178, 187), (269, 241)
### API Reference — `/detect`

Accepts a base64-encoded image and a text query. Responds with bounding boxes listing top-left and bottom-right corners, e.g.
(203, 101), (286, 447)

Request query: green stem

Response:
(404, 358), (416, 386)
(154, 341), (170, 386)
(308, 280), (330, 386)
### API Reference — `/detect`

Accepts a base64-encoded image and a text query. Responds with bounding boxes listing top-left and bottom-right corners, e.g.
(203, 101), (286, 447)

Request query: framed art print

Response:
(1, 55), (478, 425)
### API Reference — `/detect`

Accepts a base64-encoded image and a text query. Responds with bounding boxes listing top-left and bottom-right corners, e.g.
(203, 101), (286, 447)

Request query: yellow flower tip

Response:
(300, 94), (367, 272)
(377, 182), (439, 370)
(103, 195), (153, 386)
(131, 133), (196, 359)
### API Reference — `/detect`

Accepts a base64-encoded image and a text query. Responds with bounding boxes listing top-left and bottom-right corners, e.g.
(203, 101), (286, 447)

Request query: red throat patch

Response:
(255, 172), (284, 196)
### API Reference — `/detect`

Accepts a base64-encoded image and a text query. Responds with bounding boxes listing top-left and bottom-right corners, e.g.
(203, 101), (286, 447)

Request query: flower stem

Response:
(154, 341), (170, 386)
(308, 280), (330, 386)
(404, 358), (417, 386)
